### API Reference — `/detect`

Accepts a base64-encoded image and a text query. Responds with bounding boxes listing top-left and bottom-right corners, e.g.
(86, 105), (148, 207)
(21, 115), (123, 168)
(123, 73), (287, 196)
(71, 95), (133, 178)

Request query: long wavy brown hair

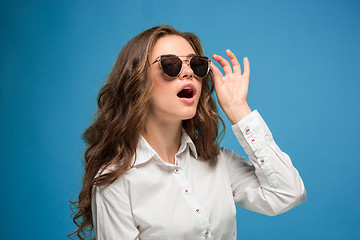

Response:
(69, 26), (224, 239)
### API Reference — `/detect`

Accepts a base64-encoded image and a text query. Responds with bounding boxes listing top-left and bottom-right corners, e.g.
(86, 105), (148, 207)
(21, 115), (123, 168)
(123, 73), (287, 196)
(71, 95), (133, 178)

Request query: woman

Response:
(70, 26), (306, 239)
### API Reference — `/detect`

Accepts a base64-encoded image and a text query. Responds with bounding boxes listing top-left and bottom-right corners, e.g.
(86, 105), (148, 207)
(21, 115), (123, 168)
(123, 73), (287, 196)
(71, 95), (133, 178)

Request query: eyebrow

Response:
(161, 53), (197, 57)
(152, 54), (198, 64)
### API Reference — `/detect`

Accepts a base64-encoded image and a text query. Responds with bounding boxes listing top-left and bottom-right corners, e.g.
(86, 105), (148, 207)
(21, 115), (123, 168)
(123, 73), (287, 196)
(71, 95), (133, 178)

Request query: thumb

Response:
(210, 59), (223, 89)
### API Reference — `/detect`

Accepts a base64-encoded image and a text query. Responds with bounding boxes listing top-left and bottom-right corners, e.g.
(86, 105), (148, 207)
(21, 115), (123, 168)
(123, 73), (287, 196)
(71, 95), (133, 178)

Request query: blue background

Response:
(1, 0), (359, 239)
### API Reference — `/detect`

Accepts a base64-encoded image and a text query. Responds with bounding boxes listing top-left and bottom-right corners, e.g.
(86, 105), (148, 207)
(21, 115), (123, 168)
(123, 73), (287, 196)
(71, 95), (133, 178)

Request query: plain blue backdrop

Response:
(1, 0), (359, 239)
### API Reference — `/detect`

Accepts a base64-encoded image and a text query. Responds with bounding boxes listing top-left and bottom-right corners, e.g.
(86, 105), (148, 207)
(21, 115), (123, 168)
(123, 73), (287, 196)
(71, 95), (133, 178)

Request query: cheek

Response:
(151, 80), (170, 99)
(150, 80), (174, 108)
(197, 80), (203, 98)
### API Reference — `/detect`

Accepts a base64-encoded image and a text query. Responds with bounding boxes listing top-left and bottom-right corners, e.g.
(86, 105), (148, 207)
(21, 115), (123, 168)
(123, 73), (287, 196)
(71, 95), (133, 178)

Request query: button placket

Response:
(172, 165), (210, 232)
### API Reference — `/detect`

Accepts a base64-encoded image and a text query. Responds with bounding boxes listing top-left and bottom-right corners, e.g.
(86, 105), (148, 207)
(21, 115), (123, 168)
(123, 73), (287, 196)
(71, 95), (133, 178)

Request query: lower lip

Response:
(178, 95), (195, 103)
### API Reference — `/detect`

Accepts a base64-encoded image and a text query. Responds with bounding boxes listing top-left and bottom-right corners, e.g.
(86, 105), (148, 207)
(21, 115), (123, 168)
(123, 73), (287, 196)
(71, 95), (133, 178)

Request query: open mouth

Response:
(177, 84), (196, 99)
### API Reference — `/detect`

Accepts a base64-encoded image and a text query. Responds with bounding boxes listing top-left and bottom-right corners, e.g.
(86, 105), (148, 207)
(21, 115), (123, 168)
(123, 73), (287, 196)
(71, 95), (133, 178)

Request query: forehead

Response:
(151, 35), (195, 60)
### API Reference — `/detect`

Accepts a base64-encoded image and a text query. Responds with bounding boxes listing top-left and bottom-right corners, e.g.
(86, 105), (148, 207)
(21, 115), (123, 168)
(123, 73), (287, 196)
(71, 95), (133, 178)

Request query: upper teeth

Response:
(184, 87), (191, 90)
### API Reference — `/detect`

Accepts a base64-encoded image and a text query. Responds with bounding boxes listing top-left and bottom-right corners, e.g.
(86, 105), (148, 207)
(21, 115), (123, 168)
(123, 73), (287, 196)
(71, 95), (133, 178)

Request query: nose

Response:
(179, 60), (193, 79)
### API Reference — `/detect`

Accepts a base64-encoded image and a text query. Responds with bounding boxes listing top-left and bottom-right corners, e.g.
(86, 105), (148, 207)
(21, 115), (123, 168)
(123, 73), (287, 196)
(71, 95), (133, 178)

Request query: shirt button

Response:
(184, 188), (190, 194)
(245, 127), (250, 134)
(196, 208), (200, 213)
(174, 168), (180, 174)
(203, 230), (209, 238)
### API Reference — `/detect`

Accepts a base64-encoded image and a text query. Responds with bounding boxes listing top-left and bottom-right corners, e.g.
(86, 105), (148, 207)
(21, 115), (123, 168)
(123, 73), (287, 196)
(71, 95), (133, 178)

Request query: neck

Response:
(143, 116), (182, 165)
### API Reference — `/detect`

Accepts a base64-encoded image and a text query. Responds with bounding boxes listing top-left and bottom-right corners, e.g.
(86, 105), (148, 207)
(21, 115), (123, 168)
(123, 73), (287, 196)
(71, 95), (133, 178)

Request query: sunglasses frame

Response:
(152, 54), (211, 78)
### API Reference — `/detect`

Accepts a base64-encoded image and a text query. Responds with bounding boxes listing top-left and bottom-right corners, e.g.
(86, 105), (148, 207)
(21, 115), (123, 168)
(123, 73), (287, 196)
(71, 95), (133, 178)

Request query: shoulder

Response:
(218, 147), (251, 165)
(93, 164), (138, 197)
(217, 147), (254, 176)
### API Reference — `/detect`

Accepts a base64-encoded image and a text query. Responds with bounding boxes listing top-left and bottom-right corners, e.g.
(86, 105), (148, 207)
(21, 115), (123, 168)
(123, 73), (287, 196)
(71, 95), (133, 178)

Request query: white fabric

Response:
(92, 110), (306, 239)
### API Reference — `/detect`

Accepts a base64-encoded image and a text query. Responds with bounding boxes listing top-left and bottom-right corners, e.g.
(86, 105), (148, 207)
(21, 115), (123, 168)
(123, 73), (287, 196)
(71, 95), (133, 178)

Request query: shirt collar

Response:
(133, 129), (198, 167)
(178, 128), (198, 159)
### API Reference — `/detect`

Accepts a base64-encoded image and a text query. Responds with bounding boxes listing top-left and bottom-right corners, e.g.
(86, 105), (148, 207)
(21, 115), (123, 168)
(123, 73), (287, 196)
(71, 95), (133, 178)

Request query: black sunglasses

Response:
(152, 55), (211, 78)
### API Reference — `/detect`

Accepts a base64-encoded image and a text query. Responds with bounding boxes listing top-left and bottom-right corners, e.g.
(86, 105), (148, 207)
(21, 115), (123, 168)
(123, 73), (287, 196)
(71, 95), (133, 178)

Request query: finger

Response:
(212, 53), (233, 75)
(243, 57), (250, 78)
(226, 49), (241, 74)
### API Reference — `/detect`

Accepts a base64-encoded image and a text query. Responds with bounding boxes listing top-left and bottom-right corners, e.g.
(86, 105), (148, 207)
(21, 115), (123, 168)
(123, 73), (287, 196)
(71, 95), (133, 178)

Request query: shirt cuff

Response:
(231, 110), (273, 160)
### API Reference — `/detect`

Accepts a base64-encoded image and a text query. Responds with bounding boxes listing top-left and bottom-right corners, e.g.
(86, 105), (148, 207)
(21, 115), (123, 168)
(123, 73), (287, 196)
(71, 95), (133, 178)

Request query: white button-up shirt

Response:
(92, 110), (306, 239)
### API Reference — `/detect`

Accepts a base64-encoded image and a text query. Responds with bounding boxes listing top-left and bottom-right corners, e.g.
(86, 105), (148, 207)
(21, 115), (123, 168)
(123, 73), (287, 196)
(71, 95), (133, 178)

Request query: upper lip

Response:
(177, 83), (196, 97)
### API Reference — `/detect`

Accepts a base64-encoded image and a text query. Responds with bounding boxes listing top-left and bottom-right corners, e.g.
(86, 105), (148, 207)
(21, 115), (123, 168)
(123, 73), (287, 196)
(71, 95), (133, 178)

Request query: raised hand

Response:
(211, 49), (252, 124)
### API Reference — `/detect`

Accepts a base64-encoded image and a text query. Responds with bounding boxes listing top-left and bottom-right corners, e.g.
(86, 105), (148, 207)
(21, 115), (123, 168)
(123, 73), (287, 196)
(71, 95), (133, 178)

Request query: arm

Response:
(92, 176), (139, 240)
(224, 110), (306, 215)
(212, 50), (306, 215)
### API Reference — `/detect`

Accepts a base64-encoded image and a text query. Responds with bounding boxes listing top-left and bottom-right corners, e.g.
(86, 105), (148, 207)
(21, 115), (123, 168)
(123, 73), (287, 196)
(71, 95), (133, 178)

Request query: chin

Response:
(180, 110), (197, 120)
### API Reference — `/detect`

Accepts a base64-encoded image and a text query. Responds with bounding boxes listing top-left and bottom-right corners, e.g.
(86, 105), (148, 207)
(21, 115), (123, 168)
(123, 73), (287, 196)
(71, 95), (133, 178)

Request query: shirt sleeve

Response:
(92, 176), (139, 240)
(224, 110), (307, 216)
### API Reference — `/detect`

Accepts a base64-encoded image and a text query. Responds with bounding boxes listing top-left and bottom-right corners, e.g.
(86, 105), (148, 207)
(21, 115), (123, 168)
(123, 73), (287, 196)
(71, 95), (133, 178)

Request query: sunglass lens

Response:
(190, 56), (209, 78)
(160, 56), (182, 77)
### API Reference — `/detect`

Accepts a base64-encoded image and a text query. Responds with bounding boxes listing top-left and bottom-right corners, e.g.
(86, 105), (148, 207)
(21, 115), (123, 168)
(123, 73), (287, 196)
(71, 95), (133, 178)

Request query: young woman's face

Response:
(148, 35), (203, 123)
